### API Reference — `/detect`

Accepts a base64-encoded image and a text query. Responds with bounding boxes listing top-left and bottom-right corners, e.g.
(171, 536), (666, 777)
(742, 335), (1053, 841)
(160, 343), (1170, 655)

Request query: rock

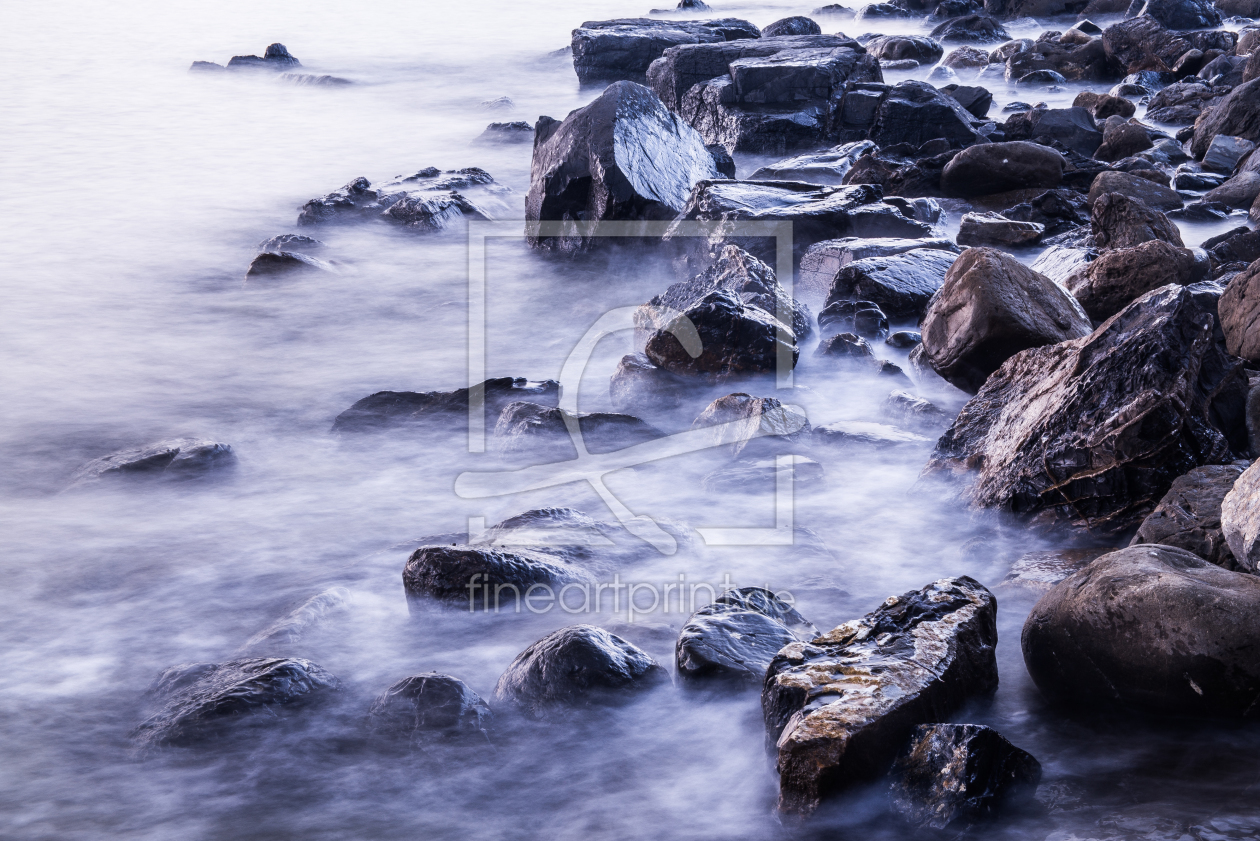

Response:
(749, 140), (877, 184)
(643, 291), (795, 380)
(1198, 54), (1249, 87)
(1223, 459), (1260, 573)
(702, 454), (826, 492)
(820, 248), (959, 320)
(930, 14), (1011, 43)
(1102, 17), (1194, 73)
(134, 658), (338, 748)
(367, 674), (492, 740)
(1191, 79), (1260, 159)
(867, 35), (946, 65)
(280, 73), (351, 86)
(1022, 545), (1260, 716)
(403, 545), (595, 608)
(1206, 171), (1260, 208)
(690, 393), (811, 457)
(189, 61), (224, 72)
(67, 438), (235, 489)
(1065, 239), (1198, 320)
(813, 420), (931, 449)
(884, 389), (952, 430)
(868, 80), (984, 148)
(1203, 136), (1257, 175)
(943, 46), (992, 67)
(943, 84), (992, 118)
(258, 233), (322, 253)
(886, 330), (922, 348)
(921, 248), (1092, 394)
(814, 3), (857, 14)
(480, 96), (513, 110)
(226, 43), (301, 71)
(295, 176), (381, 225)
(1131, 464), (1243, 568)
(295, 171), (496, 229)
(763, 576), (999, 816)
(332, 377), (559, 433)
(859, 2), (918, 17)
(244, 250), (333, 280)
(1094, 118), (1153, 162)
(1017, 69), (1067, 85)
(526, 81), (720, 251)
(818, 299), (890, 339)
(888, 724), (1043, 830)
(493, 625), (667, 718)
(609, 353), (691, 412)
(1130, 0), (1222, 29)
(957, 212), (1045, 246)
(1016, 107), (1102, 157)
(999, 548), (1111, 591)
(816, 331), (876, 359)
(1030, 245), (1094, 286)
(1073, 91), (1136, 120)
(381, 191), (488, 231)
(476, 121), (533, 144)
(800, 237), (958, 294)
(1090, 192), (1184, 251)
(762, 16), (822, 36)
(925, 285), (1248, 536)
(676, 587), (817, 687)
(1003, 188), (1091, 236)
(1207, 228), (1260, 266)
(570, 18), (760, 84)
(939, 141), (1065, 198)
(1220, 260), (1260, 364)
(492, 402), (662, 459)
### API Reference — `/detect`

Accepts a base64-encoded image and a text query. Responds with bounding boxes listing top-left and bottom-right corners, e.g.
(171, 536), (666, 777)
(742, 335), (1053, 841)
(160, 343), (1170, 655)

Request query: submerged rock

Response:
(332, 377), (559, 434)
(571, 18), (760, 84)
(403, 545), (594, 608)
(493, 402), (662, 459)
(813, 420), (931, 449)
(999, 548), (1112, 592)
(244, 248), (335, 279)
(701, 454), (826, 492)
(609, 352), (692, 413)
(690, 393), (811, 458)
(1131, 464), (1243, 569)
(676, 587), (817, 687)
(225, 43), (301, 71)
(67, 438), (235, 489)
(818, 299), (890, 340)
(368, 673), (492, 740)
(763, 576), (999, 816)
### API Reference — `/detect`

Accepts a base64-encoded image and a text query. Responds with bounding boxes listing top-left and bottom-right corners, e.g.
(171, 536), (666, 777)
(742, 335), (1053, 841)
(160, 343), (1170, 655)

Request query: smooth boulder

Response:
(676, 587), (817, 687)
(402, 546), (594, 607)
(940, 141), (1065, 198)
(367, 673), (493, 740)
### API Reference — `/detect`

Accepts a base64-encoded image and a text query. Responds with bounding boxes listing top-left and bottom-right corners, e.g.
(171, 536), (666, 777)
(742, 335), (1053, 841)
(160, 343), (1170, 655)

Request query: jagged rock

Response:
(1022, 545), (1260, 716)
(925, 285), (1248, 536)
(884, 390), (952, 430)
(609, 353), (691, 412)
(1007, 107), (1102, 157)
(1202, 136), (1257, 175)
(676, 587), (817, 687)
(403, 545), (595, 608)
(643, 290), (795, 380)
(1191, 78), (1260, 159)
(888, 724), (1043, 830)
(1090, 192), (1185, 251)
(1146, 80), (1230, 124)
(296, 171), (494, 229)
(258, 233), (322, 253)
(493, 402), (662, 459)
(1130, 0), (1222, 29)
(67, 438), (235, 489)
(867, 35), (946, 65)
(749, 140), (877, 184)
(570, 18), (760, 84)
(1073, 91), (1136, 120)
(476, 121), (533, 144)
(930, 14), (1010, 43)
(942, 84), (992, 118)
(691, 393), (810, 457)
(859, 2), (918, 17)
(1094, 117), (1153, 162)
(367, 674), (492, 740)
(226, 43), (301, 71)
(818, 299), (890, 339)
(1102, 16), (1194, 73)
(526, 81), (720, 251)
(1003, 189), (1091, 236)
(1131, 464), (1243, 569)
(763, 16), (823, 36)
(920, 248), (1092, 394)
(1207, 228), (1260, 266)
(940, 141), (1065, 198)
(134, 658), (338, 747)
(1223, 459), (1260, 573)
(383, 191), (488, 231)
(816, 331), (875, 358)
(1206, 170), (1260, 209)
(957, 212), (1044, 246)
(1065, 239), (1198, 320)
(332, 377), (559, 433)
(494, 625), (667, 718)
(868, 80), (984, 148)
(1220, 260), (1260, 364)
(821, 249), (958, 320)
(999, 35), (1112, 84)
(763, 577), (999, 816)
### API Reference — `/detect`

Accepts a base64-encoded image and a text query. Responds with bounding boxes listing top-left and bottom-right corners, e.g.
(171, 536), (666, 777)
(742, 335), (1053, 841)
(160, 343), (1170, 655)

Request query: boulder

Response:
(957, 212), (1045, 246)
(1207, 228), (1260, 266)
(763, 576), (999, 816)
(690, 393), (810, 457)
(367, 673), (493, 740)
(66, 438), (235, 489)
(1094, 118), (1153, 162)
(920, 248), (1092, 394)
(749, 140), (877, 184)
(816, 331), (875, 359)
(609, 352), (691, 413)
(676, 587), (817, 687)
(1090, 192), (1184, 251)
(1003, 188), (1091, 236)
(570, 18), (760, 84)
(1065, 239), (1198, 321)
(332, 377), (559, 433)
(799, 237), (958, 296)
(943, 46), (992, 67)
(1219, 260), (1260, 363)
(1073, 91), (1136, 120)
(1130, 0), (1222, 29)
(526, 81), (720, 251)
(866, 35), (945, 65)
(868, 80), (984, 148)
(493, 625), (667, 718)
(642, 291), (795, 379)
(225, 43), (301, 71)
(943, 84), (993, 119)
(1131, 464), (1243, 569)
(930, 14), (1011, 43)
(1191, 79), (1260, 159)
(1022, 545), (1260, 716)
(492, 402), (662, 459)
(925, 285), (1248, 536)
(296, 172), (495, 229)
(940, 141), (1066, 197)
(1102, 17), (1194, 73)
(1145, 80), (1229, 125)
(1205, 171), (1260, 209)
(134, 658), (339, 747)
(762, 16), (822, 36)
(245, 250), (334, 281)
(476, 121), (533, 144)
(1202, 136), (1257, 175)
(1014, 107), (1102, 157)
(403, 545), (595, 608)
(888, 724), (1043, 830)
(820, 248), (958, 320)
(818, 299), (890, 339)
(1223, 458), (1260, 573)
(1000, 37), (1113, 84)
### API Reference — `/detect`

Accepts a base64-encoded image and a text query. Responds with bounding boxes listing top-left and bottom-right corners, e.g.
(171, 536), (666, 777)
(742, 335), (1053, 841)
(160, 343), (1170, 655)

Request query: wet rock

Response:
(957, 212), (1044, 246)
(1065, 239), (1198, 321)
(280, 73), (351, 86)
(940, 141), (1065, 198)
(942, 84), (993, 118)
(763, 16), (822, 36)
(943, 45), (992, 67)
(1094, 118), (1153, 162)
(860, 2), (919, 18)
(67, 438), (235, 489)
(643, 290), (795, 380)
(1030, 245), (1094, 286)
(382, 191), (488, 231)
(1203, 135), (1257, 175)
(868, 80), (984, 148)
(296, 176), (383, 225)
(925, 285), (1248, 536)
(1131, 464), (1243, 568)
(763, 576), (999, 816)
(930, 14), (1010, 43)
(799, 236), (958, 295)
(1207, 228), (1260, 266)
(1073, 91), (1136, 120)
(1010, 106), (1102, 157)
(476, 121), (533, 144)
(493, 625), (667, 718)
(821, 248), (958, 320)
(225, 43), (301, 71)
(999, 548), (1111, 591)
(134, 658), (339, 747)
(367, 674), (492, 740)
(609, 353), (691, 413)
(1191, 79), (1260, 159)
(818, 299), (890, 339)
(403, 545), (595, 607)
(1022, 544), (1260, 716)
(676, 587), (817, 687)
(888, 723), (1042, 830)
(241, 587), (351, 652)
(884, 389), (952, 430)
(526, 81), (720, 251)
(691, 393), (811, 457)
(244, 250), (336, 280)
(1220, 260), (1260, 364)
(1130, 0), (1222, 29)
(570, 18), (760, 84)
(813, 420), (931, 449)
(333, 377), (558, 434)
(1090, 192), (1185, 251)
(749, 140), (877, 184)
(1206, 170), (1260, 208)
(886, 330), (922, 348)
(816, 331), (875, 359)
(1003, 188), (1091, 236)
(867, 35), (946, 65)
(1102, 17), (1194, 73)
(920, 248), (1092, 394)
(814, 3), (857, 15)
(1223, 458), (1260, 573)
(492, 402), (662, 459)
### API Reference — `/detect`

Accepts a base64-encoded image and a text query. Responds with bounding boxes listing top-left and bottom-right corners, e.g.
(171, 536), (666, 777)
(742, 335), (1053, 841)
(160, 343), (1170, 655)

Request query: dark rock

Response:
(226, 43), (301, 71)
(189, 61), (225, 72)
(280, 73), (352, 86)
(1065, 239), (1198, 320)
(1090, 191), (1185, 251)
(1003, 188), (1091, 237)
(867, 35), (946, 65)
(799, 236), (958, 296)
(643, 290), (795, 379)
(814, 3), (857, 14)
(920, 248), (1092, 394)
(930, 14), (1010, 43)
(244, 250), (335, 280)
(258, 233), (322, 253)
(1018, 69), (1067, 84)
(816, 331), (875, 358)
(1022, 545), (1260, 716)
(763, 576), (998, 816)
(691, 393), (810, 457)
(886, 330), (922, 348)
(403, 545), (594, 608)
(1219, 260), (1260, 363)
(925, 285), (1248, 536)
(134, 658), (338, 747)
(1202, 135), (1257, 175)
(1130, 0), (1222, 29)
(676, 587), (817, 687)
(943, 45), (992, 67)
(493, 402), (662, 459)
(1073, 91), (1137, 120)
(333, 377), (558, 433)
(957, 212), (1045, 246)
(889, 724), (1043, 830)
(296, 176), (382, 225)
(1208, 228), (1260, 265)
(1094, 117), (1153, 162)
(382, 191), (488, 231)
(1205, 171), (1260, 208)
(1191, 78), (1260, 159)
(67, 438), (235, 489)
(868, 80), (984, 148)
(476, 121), (533, 144)
(367, 674), (492, 740)
(935, 143), (1059, 205)
(749, 140), (877, 184)
(1001, 36), (1113, 84)
(1175, 169), (1228, 191)
(821, 248), (958, 320)
(859, 2), (918, 16)
(493, 625), (667, 718)
(526, 81), (720, 251)
(1198, 54), (1249, 87)
(762, 16), (822, 36)
(1131, 464), (1243, 568)
(609, 352), (691, 412)
(943, 84), (993, 118)
(1018, 107), (1102, 157)
(707, 143), (737, 178)
(570, 18), (760, 84)
(818, 299), (891, 339)
(1102, 17), (1194, 73)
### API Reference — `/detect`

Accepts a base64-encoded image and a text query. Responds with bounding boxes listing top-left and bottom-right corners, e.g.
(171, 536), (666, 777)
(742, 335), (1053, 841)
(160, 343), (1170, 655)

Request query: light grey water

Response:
(1, 1), (1257, 839)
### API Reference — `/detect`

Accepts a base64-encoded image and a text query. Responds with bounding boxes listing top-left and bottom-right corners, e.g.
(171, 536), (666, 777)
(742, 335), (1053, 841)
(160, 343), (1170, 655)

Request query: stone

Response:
(1018, 107), (1102, 158)
(493, 625), (667, 718)
(859, 2), (918, 16)
(1090, 192), (1185, 251)
(943, 46), (992, 67)
(643, 291), (796, 380)
(1065, 239), (1198, 321)
(886, 330), (921, 348)
(1094, 118), (1153, 162)
(226, 43), (301, 71)
(690, 393), (811, 457)
(1207, 228), (1260, 266)
(526, 81), (720, 251)
(813, 420), (931, 449)
(280, 73), (351, 86)
(492, 402), (662, 459)
(1220, 260), (1260, 363)
(134, 658), (339, 748)
(884, 390), (952, 430)
(749, 140), (877, 184)
(570, 18), (760, 84)
(821, 248), (958, 320)
(332, 377), (559, 433)
(1022, 545), (1260, 716)
(1191, 79), (1260, 160)
(609, 352), (691, 412)
(676, 587), (817, 687)
(866, 35), (946, 65)
(189, 61), (224, 72)
(1030, 245), (1093, 286)
(1202, 136), (1258, 175)
(868, 80), (984, 149)
(1131, 464), (1243, 569)
(762, 16), (822, 36)
(1130, 0), (1222, 29)
(66, 438), (235, 489)
(799, 237), (958, 295)
(920, 248), (1092, 394)
(367, 673), (493, 740)
(1102, 17), (1194, 73)
(1223, 459), (1260, 573)
(940, 141), (1065, 197)
(930, 14), (1010, 43)
(816, 331), (875, 359)
(1003, 189), (1091, 236)
(925, 285), (1248, 536)
(1073, 91), (1136, 120)
(403, 545), (595, 608)
(1205, 172), (1260, 208)
(476, 121), (533, 144)
(957, 212), (1045, 246)
(943, 84), (992, 118)
(818, 299), (890, 339)
(763, 576), (999, 816)
(888, 724), (1043, 830)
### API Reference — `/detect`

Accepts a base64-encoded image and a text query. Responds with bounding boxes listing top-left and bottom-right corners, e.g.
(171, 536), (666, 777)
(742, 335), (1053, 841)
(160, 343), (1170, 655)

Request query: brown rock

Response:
(1219, 259), (1260, 363)
(1090, 192), (1184, 251)
(1131, 464), (1243, 569)
(1065, 239), (1198, 321)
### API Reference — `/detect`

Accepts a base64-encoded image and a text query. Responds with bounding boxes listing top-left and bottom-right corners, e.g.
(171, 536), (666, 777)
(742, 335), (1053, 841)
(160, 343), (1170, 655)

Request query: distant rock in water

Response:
(368, 673), (492, 741)
(403, 545), (595, 609)
(332, 377), (559, 433)
(297, 168), (505, 230)
(280, 73), (352, 86)
(223, 43), (302, 71)
(570, 18), (760, 84)
(676, 587), (817, 688)
(492, 401), (663, 459)
(475, 121), (533, 144)
(761, 16), (822, 36)
(66, 438), (235, 490)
